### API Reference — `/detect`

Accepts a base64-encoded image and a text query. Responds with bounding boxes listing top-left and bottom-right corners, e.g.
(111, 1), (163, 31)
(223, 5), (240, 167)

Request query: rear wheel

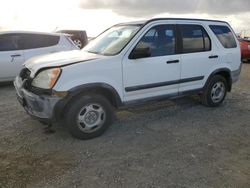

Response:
(201, 75), (227, 107)
(65, 94), (114, 139)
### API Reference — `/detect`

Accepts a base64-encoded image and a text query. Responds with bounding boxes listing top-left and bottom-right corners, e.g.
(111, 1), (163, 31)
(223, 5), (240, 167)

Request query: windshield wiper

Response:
(86, 51), (100, 55)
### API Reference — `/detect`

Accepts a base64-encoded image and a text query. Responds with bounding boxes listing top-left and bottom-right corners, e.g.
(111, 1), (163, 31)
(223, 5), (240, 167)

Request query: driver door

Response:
(122, 24), (181, 102)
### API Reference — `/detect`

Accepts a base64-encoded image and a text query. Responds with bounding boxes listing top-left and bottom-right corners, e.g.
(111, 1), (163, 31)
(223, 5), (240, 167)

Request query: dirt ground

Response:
(0, 64), (250, 188)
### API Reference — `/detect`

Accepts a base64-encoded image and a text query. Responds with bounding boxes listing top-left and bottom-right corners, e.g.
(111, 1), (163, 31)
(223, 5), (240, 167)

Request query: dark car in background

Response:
(56, 30), (88, 49)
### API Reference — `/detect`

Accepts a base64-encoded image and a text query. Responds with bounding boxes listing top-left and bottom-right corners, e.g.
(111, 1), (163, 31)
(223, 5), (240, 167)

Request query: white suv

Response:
(14, 18), (241, 139)
(0, 31), (78, 82)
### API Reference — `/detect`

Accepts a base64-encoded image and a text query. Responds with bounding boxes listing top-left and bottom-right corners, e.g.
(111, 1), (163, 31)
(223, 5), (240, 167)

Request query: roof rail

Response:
(144, 18), (228, 25)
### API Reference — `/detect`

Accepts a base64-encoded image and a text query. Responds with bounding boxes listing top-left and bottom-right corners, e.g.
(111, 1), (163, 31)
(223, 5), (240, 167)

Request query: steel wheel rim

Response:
(77, 103), (106, 133)
(211, 81), (225, 103)
(73, 39), (83, 48)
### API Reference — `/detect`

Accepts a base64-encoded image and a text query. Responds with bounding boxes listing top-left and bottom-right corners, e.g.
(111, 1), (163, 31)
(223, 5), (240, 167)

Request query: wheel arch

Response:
(206, 68), (232, 92)
(54, 83), (123, 121)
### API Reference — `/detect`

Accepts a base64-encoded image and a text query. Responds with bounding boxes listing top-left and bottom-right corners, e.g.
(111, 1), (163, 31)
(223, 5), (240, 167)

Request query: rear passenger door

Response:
(178, 24), (215, 93)
(18, 34), (61, 61)
(209, 25), (240, 70)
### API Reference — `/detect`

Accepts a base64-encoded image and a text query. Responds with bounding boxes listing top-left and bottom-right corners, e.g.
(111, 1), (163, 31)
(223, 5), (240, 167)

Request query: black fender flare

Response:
(54, 83), (123, 121)
(204, 68), (232, 91)
(69, 83), (122, 105)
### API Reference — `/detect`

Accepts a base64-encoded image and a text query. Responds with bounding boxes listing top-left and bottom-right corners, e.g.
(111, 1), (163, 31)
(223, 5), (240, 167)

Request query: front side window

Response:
(84, 25), (141, 56)
(132, 25), (176, 57)
(180, 25), (211, 53)
(209, 25), (237, 48)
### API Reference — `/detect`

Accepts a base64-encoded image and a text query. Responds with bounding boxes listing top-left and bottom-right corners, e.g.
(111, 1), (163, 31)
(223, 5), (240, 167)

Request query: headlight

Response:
(31, 68), (61, 89)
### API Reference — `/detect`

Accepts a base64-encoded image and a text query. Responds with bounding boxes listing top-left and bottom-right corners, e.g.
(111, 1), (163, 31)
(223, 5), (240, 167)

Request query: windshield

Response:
(84, 25), (141, 56)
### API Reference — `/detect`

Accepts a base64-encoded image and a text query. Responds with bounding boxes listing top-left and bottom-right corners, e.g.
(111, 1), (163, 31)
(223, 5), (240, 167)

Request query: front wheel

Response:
(201, 75), (227, 107)
(65, 94), (114, 140)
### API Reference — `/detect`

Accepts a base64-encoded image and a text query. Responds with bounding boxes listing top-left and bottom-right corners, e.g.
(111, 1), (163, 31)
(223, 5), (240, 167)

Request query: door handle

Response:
(11, 54), (21, 62)
(209, 55), (219, 59)
(11, 54), (21, 57)
(167, 60), (179, 64)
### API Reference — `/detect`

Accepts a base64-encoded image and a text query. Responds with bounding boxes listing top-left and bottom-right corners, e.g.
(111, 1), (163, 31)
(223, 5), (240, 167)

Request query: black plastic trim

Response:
(144, 18), (229, 25)
(167, 60), (179, 64)
(123, 88), (203, 107)
(117, 18), (229, 28)
(68, 83), (122, 102)
(53, 83), (123, 121)
(125, 76), (204, 92)
(205, 68), (232, 92)
(123, 93), (178, 106)
(209, 55), (219, 59)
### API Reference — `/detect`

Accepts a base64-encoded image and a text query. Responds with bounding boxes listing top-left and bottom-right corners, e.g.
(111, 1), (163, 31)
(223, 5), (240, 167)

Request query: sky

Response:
(0, 0), (250, 37)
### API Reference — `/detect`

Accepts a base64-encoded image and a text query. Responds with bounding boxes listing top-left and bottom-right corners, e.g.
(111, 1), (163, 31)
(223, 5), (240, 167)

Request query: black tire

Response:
(64, 94), (114, 140)
(201, 75), (227, 107)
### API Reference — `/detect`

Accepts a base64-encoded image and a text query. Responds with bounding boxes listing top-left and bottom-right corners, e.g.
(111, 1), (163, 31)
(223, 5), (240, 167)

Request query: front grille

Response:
(19, 68), (31, 81)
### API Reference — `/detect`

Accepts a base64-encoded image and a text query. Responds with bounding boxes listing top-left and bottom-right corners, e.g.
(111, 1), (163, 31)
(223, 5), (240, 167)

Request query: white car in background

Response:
(0, 31), (78, 82)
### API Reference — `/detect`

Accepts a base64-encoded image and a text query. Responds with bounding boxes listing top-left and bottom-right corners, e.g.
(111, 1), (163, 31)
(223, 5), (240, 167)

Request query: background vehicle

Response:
(239, 38), (250, 62)
(56, 30), (88, 49)
(14, 18), (241, 140)
(0, 31), (78, 82)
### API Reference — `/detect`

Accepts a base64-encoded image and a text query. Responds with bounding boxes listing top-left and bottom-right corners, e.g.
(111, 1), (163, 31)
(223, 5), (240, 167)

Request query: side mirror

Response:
(129, 46), (151, 59)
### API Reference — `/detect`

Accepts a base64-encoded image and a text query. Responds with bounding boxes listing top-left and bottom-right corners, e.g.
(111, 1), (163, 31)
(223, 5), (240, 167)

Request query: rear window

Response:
(18, 34), (60, 50)
(209, 25), (237, 48)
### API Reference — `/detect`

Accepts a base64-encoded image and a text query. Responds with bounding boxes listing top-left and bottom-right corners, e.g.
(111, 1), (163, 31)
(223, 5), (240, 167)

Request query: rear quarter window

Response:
(209, 25), (237, 48)
(18, 34), (60, 50)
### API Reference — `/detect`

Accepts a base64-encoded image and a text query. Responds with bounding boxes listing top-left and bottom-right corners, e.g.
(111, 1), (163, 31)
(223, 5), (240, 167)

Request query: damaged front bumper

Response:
(14, 76), (61, 124)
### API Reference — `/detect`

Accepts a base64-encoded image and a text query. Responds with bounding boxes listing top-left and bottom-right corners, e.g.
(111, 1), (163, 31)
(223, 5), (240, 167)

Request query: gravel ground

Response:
(0, 64), (250, 188)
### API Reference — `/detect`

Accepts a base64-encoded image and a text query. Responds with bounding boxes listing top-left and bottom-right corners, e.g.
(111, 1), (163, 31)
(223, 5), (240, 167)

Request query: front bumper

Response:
(14, 76), (61, 123)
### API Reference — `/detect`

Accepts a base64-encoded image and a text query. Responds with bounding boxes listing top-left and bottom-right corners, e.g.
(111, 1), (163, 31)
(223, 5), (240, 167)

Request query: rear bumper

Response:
(14, 77), (61, 123)
(231, 64), (242, 83)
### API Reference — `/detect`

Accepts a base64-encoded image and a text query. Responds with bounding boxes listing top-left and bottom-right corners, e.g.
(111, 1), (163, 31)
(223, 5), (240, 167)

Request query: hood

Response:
(25, 50), (102, 76)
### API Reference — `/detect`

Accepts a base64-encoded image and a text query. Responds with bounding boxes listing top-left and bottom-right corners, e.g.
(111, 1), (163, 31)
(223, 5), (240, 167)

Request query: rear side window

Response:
(0, 34), (20, 51)
(180, 25), (211, 53)
(18, 34), (60, 50)
(209, 25), (237, 48)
